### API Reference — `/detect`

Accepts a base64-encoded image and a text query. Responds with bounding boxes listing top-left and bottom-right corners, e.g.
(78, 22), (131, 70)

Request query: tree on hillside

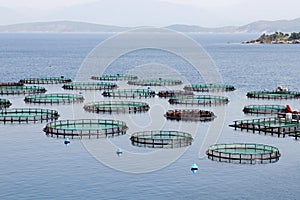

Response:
(289, 32), (300, 40)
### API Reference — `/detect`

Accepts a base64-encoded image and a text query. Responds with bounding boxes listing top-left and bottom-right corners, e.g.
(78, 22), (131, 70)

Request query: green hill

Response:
(243, 32), (300, 44)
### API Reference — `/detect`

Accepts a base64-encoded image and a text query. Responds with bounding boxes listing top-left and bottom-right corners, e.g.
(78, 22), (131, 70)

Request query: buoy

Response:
(64, 138), (71, 145)
(191, 163), (198, 174)
(116, 148), (123, 156)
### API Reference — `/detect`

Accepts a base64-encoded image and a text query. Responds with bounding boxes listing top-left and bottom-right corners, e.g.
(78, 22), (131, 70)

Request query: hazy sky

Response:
(0, 0), (299, 27)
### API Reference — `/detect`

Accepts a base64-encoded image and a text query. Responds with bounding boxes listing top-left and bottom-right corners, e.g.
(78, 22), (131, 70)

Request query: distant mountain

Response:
(167, 18), (300, 33)
(0, 18), (300, 33)
(164, 24), (238, 33)
(0, 21), (129, 33)
(236, 18), (300, 33)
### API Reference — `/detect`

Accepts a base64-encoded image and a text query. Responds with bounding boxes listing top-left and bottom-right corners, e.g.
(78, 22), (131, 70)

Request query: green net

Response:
(0, 99), (12, 108)
(158, 90), (193, 97)
(25, 93), (84, 104)
(128, 79), (182, 86)
(247, 91), (300, 99)
(0, 108), (59, 122)
(19, 77), (72, 84)
(102, 89), (155, 98)
(84, 101), (150, 113)
(130, 130), (193, 148)
(243, 105), (286, 114)
(63, 82), (117, 90)
(91, 74), (138, 81)
(229, 117), (300, 138)
(44, 119), (128, 138)
(207, 143), (281, 164)
(169, 95), (229, 105)
(184, 84), (235, 92)
(0, 86), (46, 95)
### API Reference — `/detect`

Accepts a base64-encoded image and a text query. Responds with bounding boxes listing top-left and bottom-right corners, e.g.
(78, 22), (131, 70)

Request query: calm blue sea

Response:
(0, 32), (300, 200)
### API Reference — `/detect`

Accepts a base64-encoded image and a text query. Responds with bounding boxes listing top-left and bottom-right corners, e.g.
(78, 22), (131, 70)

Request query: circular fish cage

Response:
(243, 105), (286, 114)
(169, 95), (229, 105)
(246, 91), (300, 99)
(0, 99), (12, 108)
(164, 109), (215, 121)
(84, 101), (150, 113)
(62, 82), (117, 90)
(0, 86), (47, 95)
(91, 74), (138, 81)
(229, 117), (300, 137)
(0, 82), (24, 86)
(130, 130), (193, 148)
(43, 119), (128, 138)
(184, 84), (235, 92)
(0, 108), (59, 123)
(157, 90), (194, 98)
(127, 79), (182, 86)
(24, 93), (84, 104)
(102, 89), (156, 98)
(206, 143), (281, 164)
(19, 77), (72, 84)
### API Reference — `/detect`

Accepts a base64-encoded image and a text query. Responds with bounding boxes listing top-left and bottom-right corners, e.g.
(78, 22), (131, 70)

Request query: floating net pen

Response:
(247, 91), (300, 99)
(229, 117), (300, 137)
(206, 143), (281, 164)
(24, 93), (84, 104)
(62, 82), (117, 90)
(243, 105), (286, 114)
(43, 119), (128, 139)
(157, 90), (193, 98)
(84, 101), (150, 113)
(0, 82), (24, 86)
(164, 109), (215, 121)
(130, 130), (193, 148)
(0, 86), (46, 95)
(0, 108), (59, 123)
(91, 74), (138, 81)
(0, 99), (12, 108)
(102, 89), (156, 98)
(169, 95), (229, 105)
(19, 77), (72, 84)
(127, 79), (182, 86)
(184, 84), (235, 92)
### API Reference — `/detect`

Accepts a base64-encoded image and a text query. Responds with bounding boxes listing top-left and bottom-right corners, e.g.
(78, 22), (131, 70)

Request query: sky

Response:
(0, 0), (299, 27)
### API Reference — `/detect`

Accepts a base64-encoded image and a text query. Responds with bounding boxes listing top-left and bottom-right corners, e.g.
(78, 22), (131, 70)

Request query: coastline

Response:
(243, 32), (300, 44)
(243, 39), (300, 44)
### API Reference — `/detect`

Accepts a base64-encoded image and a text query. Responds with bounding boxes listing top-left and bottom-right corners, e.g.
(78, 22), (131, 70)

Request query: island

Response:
(243, 32), (300, 44)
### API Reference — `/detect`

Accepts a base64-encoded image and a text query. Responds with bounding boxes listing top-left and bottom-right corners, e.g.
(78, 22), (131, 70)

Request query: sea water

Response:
(0, 33), (300, 199)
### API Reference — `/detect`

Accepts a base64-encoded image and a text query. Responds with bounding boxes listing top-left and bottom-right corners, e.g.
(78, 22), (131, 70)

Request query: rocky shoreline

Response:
(243, 39), (300, 44)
